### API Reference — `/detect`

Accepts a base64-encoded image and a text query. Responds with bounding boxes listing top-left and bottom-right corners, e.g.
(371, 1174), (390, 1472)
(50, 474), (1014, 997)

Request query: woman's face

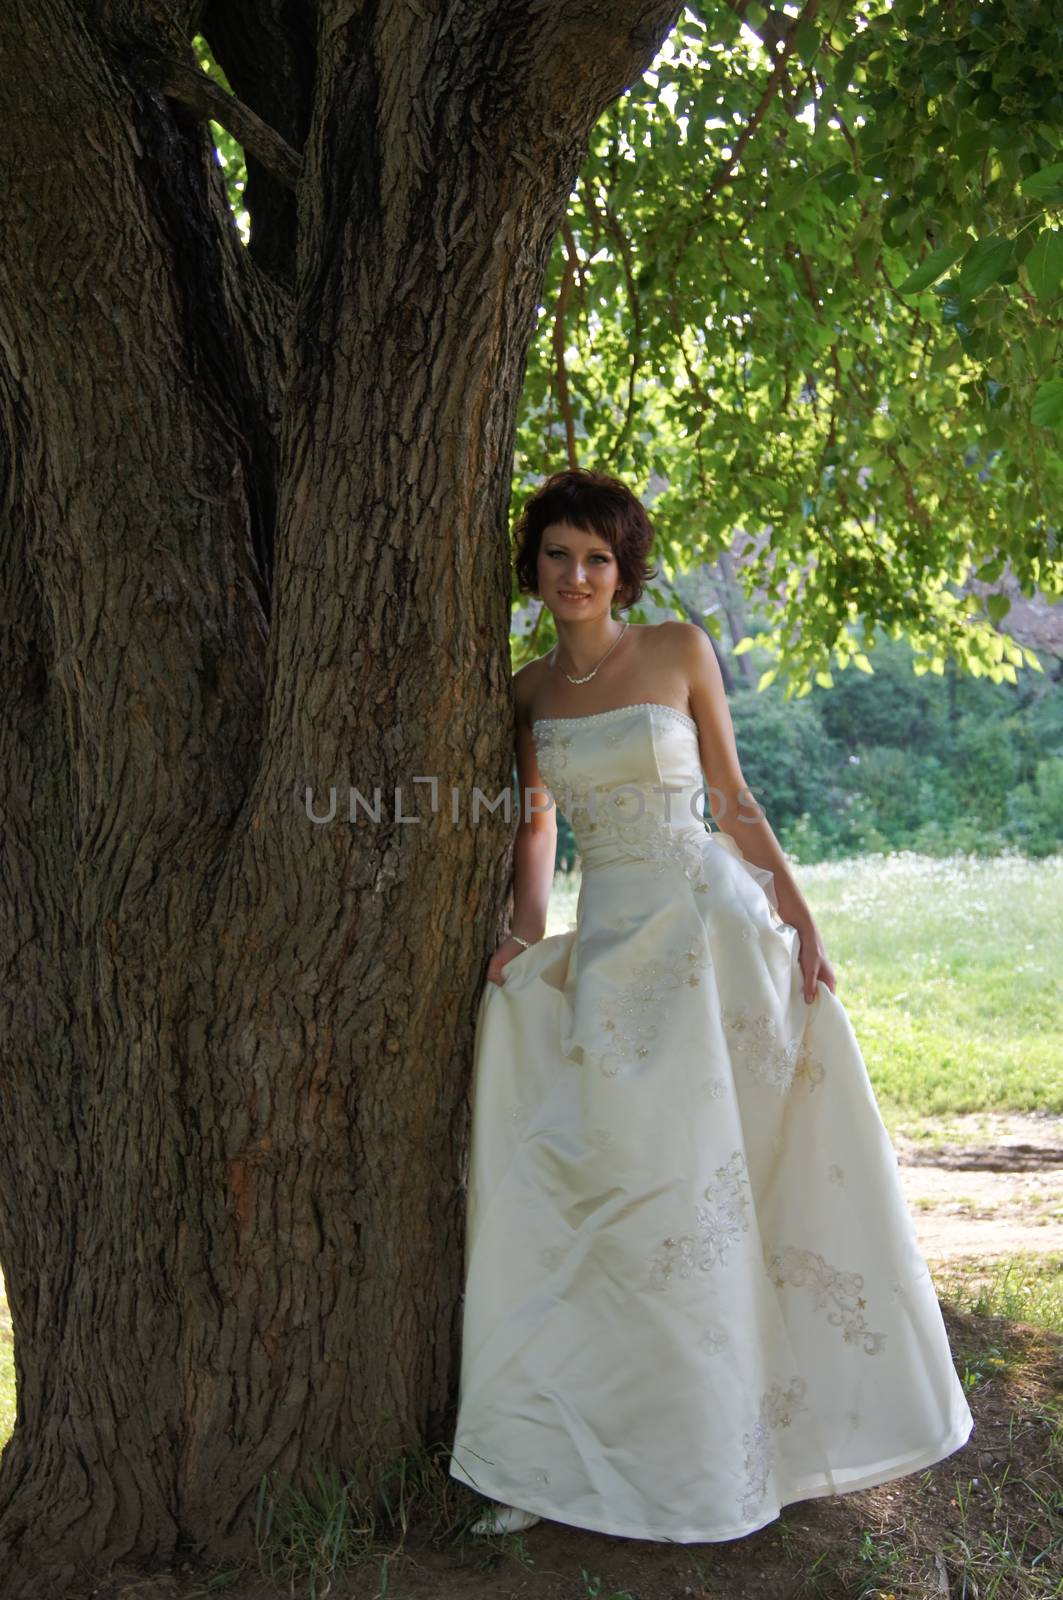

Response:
(536, 521), (622, 618)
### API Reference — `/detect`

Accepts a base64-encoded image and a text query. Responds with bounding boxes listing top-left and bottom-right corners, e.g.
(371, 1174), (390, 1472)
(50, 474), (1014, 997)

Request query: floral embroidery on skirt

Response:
(740, 1376), (808, 1520)
(649, 1150), (752, 1288)
(765, 1244), (887, 1355)
(591, 937), (712, 1077)
(722, 1005), (803, 1094)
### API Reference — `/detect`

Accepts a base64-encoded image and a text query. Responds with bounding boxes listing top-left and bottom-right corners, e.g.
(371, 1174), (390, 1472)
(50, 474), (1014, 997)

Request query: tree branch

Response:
(198, 1), (316, 284)
(553, 225), (580, 469)
(138, 51), (303, 193)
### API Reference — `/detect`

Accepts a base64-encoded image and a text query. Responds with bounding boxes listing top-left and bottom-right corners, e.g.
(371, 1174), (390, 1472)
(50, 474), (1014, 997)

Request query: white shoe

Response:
(470, 1500), (542, 1535)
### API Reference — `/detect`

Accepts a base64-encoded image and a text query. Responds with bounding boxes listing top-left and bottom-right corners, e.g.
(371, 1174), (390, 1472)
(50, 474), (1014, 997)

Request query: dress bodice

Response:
(532, 702), (712, 878)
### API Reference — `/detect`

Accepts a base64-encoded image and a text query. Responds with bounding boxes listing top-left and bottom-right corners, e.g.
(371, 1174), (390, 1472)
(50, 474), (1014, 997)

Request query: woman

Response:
(448, 467), (973, 1542)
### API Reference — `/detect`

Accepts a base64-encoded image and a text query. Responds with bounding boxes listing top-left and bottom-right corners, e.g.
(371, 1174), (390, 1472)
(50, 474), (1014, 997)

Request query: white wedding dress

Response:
(447, 701), (973, 1542)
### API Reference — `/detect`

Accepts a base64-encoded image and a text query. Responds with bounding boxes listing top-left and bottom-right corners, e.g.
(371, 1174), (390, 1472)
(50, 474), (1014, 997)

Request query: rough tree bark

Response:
(0, 0), (682, 1590)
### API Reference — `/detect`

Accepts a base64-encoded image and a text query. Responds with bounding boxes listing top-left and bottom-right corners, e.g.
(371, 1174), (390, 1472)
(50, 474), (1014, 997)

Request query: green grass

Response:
(933, 1253), (1063, 1339)
(796, 849), (1063, 1121)
(549, 848), (1063, 1125)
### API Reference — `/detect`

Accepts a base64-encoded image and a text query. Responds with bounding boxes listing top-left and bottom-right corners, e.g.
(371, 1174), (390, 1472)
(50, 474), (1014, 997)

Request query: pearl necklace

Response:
(553, 619), (629, 684)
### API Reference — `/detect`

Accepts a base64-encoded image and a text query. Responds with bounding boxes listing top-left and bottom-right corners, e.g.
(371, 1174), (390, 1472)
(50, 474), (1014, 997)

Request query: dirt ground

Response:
(891, 1109), (1063, 1268)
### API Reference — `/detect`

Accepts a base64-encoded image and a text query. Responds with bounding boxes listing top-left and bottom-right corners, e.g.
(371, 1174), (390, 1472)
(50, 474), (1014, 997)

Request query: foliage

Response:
(724, 685), (841, 831)
(723, 633), (1059, 860)
(198, 8), (1063, 689)
(507, 0), (1063, 686)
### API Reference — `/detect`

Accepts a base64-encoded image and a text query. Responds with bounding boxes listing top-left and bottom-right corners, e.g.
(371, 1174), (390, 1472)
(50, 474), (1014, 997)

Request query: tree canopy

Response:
(205, 1), (1063, 692)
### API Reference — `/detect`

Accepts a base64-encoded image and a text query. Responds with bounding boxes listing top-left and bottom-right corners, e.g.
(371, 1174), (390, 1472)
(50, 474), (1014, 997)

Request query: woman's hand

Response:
(792, 915), (837, 1004)
(486, 936), (533, 988)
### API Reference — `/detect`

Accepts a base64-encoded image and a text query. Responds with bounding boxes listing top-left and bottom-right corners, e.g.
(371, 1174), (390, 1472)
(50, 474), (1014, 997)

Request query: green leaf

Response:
(833, 40), (861, 89)
(956, 236), (1014, 300)
(895, 242), (968, 294)
(775, 171), (813, 210)
(794, 19), (820, 64)
(954, 129), (989, 166)
(1024, 228), (1063, 304)
(1021, 162), (1063, 204)
(1030, 378), (1063, 427)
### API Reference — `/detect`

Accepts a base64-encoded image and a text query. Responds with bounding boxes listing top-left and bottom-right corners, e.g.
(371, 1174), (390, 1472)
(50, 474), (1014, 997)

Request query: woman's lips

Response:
(559, 591), (590, 601)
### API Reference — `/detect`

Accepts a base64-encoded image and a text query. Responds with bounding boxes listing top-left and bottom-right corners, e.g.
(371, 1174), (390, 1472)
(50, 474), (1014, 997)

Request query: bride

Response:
(448, 467), (973, 1542)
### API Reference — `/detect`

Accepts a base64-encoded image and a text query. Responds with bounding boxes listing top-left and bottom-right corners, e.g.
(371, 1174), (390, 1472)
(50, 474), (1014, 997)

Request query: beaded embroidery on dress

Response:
(447, 702), (972, 1543)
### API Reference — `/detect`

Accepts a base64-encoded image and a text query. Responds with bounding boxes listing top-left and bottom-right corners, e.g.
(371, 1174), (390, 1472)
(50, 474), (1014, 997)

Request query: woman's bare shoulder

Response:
(635, 617), (703, 663)
(648, 616), (713, 650)
(648, 617), (700, 639)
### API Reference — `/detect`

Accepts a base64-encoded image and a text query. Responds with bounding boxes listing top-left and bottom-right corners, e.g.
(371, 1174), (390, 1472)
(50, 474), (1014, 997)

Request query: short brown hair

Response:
(512, 468), (659, 612)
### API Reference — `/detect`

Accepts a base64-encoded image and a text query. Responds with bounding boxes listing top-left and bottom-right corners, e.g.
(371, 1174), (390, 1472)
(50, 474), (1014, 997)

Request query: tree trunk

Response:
(0, 1), (682, 1590)
(715, 548), (758, 686)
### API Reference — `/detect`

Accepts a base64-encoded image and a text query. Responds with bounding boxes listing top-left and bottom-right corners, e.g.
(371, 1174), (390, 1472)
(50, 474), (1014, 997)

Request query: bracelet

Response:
(509, 933), (533, 950)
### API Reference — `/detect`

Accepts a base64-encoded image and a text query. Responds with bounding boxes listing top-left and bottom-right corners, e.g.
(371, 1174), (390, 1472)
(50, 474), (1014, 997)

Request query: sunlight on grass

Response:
(798, 849), (1063, 1121)
(929, 1252), (1063, 1336)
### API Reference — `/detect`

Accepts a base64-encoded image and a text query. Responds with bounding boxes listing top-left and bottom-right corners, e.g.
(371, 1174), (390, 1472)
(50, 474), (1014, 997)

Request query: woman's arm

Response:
(679, 624), (836, 1001)
(511, 818), (557, 943)
(509, 712), (557, 942)
(484, 687), (558, 986)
